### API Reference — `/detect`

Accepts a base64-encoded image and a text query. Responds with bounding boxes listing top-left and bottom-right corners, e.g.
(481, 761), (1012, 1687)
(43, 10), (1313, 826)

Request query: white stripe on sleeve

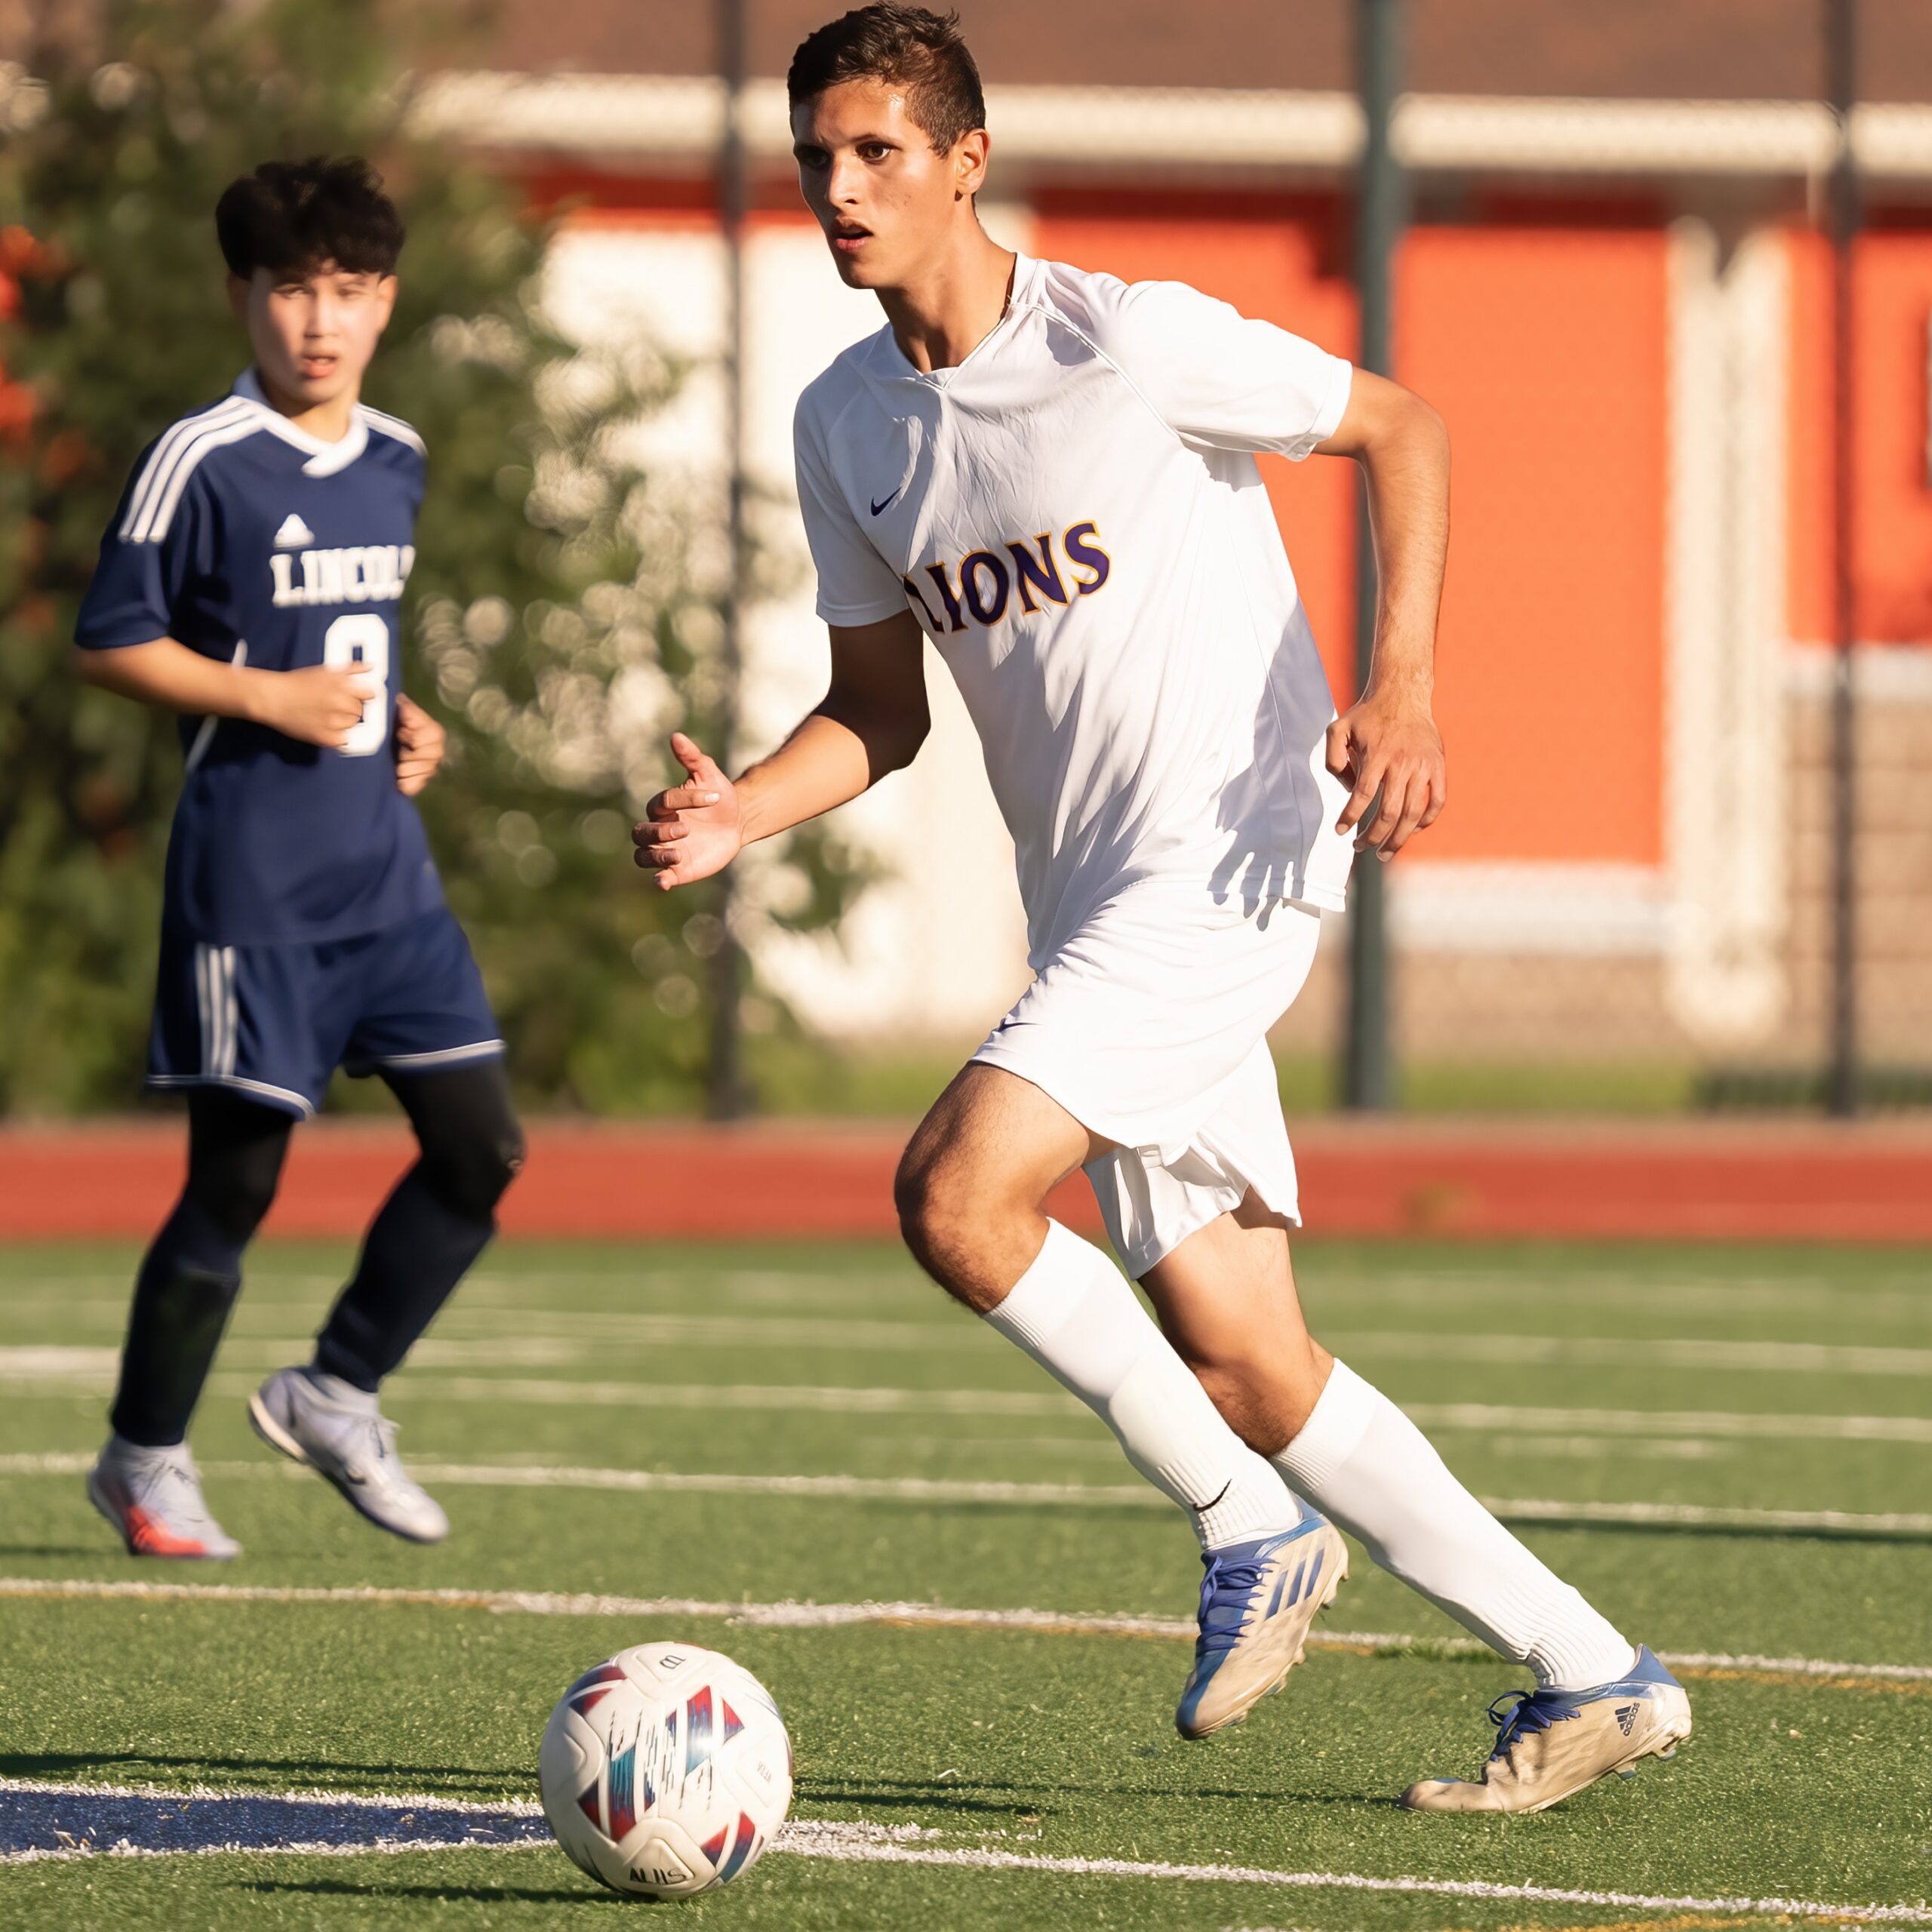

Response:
(132, 414), (266, 543)
(120, 401), (253, 540)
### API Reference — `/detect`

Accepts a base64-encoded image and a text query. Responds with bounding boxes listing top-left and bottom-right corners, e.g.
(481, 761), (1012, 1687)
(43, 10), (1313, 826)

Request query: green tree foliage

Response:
(0, 0), (861, 1115)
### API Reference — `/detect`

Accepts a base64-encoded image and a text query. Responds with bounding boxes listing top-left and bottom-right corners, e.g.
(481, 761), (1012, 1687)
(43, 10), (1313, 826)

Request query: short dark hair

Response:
(787, 5), (985, 155)
(214, 157), (405, 281)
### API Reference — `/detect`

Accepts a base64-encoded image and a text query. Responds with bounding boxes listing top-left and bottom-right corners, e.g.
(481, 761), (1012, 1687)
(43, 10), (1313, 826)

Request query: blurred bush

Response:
(0, 0), (862, 1115)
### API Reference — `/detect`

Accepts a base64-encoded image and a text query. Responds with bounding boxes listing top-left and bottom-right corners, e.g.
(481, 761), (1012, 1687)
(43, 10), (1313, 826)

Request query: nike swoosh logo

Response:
(869, 487), (900, 516)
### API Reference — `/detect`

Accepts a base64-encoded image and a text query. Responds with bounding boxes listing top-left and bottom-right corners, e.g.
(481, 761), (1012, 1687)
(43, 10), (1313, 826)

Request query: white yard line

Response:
(439, 1312), (976, 1352)
(1329, 1333), (1932, 1376)
(12, 1318), (1923, 1372)
(0, 1777), (1924, 1921)
(774, 1827), (1932, 1923)
(4, 1450), (1929, 1533)
(0, 1340), (591, 1377)
(289, 1376), (1075, 1418)
(1405, 1401), (1932, 1444)
(2, 1577), (1927, 1684)
(3, 1352), (1927, 1449)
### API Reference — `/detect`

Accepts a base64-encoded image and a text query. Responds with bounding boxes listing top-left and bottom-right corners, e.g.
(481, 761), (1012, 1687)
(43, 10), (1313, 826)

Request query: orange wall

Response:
(1032, 208), (1671, 869)
(1787, 229), (1932, 645)
(1399, 227), (1668, 866)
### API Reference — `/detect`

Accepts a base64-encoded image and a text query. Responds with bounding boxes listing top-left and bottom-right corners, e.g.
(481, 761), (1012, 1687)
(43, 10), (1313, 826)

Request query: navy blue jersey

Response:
(75, 370), (445, 946)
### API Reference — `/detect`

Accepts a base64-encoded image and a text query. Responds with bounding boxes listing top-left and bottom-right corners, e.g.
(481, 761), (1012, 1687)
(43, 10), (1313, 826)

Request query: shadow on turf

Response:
(0, 1750), (524, 1792)
(239, 1880), (611, 1906)
(0, 1545), (121, 1558)
(797, 1774), (1395, 1814)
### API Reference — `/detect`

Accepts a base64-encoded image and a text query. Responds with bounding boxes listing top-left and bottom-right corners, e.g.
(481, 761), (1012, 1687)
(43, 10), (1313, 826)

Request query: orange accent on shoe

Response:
(122, 1504), (210, 1558)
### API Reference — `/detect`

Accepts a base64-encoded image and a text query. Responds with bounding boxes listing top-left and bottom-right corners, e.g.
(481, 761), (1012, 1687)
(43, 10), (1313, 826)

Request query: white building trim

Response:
(1387, 863), (1675, 957)
(1662, 220), (1790, 1041)
(1784, 643), (1932, 699)
(410, 71), (1932, 183)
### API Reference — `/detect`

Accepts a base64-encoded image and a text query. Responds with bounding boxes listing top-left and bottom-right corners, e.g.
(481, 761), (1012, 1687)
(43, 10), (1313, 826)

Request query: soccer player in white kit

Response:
(637, 4), (1693, 1814)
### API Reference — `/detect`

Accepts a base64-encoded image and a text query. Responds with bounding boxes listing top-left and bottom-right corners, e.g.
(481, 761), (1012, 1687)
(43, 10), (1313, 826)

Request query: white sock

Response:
(1273, 1361), (1637, 1690)
(985, 1220), (1298, 1552)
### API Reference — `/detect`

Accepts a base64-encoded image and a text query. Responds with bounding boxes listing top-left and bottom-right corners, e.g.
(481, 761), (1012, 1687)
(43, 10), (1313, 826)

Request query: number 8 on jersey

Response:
(325, 612), (390, 758)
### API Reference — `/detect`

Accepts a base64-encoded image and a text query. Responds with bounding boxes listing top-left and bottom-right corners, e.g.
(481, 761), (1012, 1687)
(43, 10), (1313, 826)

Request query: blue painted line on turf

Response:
(0, 1782), (549, 1863)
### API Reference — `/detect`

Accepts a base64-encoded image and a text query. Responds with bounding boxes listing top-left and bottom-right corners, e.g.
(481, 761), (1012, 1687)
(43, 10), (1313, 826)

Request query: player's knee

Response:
(185, 1153), (281, 1248)
(423, 1117), (525, 1223)
(893, 1144), (979, 1287)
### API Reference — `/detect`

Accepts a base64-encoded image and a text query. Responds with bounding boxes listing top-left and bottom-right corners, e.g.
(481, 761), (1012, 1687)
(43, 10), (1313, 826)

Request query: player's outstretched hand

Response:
(392, 695), (446, 796)
(251, 663), (377, 749)
(1325, 691), (1446, 860)
(635, 732), (743, 891)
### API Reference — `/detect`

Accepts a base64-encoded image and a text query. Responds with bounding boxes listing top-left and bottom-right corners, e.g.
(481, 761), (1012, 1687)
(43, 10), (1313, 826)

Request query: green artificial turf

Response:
(2, 1238), (1930, 1930)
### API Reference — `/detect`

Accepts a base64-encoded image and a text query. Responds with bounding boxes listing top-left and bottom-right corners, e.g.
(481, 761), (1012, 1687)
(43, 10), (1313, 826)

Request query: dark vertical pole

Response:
(1343, 0), (1404, 1111)
(1826, 0), (1860, 1118)
(709, 0), (751, 1119)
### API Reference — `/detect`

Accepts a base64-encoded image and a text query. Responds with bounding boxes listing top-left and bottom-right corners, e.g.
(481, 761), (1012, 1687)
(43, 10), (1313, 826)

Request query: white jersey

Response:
(793, 252), (1357, 965)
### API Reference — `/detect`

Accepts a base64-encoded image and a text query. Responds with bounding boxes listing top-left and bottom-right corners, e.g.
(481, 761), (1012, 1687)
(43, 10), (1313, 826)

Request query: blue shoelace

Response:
(1192, 1552), (1268, 1660)
(1485, 1687), (1582, 1760)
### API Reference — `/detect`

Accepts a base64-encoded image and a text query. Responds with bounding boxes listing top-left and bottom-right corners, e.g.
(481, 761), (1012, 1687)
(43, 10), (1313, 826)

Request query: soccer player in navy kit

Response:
(73, 158), (523, 1558)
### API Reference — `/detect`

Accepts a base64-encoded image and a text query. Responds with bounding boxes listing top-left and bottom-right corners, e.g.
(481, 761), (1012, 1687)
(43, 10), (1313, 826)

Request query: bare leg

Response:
(1139, 1192), (1331, 1453)
(1140, 1195), (1636, 1693)
(894, 1064), (1296, 1549)
(895, 1062), (1101, 1308)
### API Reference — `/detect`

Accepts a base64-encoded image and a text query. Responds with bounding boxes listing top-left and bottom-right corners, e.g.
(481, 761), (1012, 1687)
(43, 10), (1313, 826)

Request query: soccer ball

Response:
(539, 1641), (792, 1898)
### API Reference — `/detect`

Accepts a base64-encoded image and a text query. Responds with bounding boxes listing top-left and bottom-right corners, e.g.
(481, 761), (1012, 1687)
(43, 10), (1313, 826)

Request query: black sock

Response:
(312, 1060), (523, 1392)
(109, 1094), (291, 1447)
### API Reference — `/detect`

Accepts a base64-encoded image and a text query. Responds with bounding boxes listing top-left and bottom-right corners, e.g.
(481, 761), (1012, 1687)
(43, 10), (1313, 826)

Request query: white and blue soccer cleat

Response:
(1401, 1644), (1693, 1813)
(248, 1366), (449, 1545)
(1175, 1503), (1348, 1739)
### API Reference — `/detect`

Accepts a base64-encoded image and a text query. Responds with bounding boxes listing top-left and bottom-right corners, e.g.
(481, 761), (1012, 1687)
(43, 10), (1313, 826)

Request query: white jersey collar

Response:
(879, 252), (1037, 386)
(232, 369), (369, 475)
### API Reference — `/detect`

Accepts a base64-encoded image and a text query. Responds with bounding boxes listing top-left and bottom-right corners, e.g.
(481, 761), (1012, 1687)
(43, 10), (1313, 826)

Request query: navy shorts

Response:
(149, 908), (503, 1119)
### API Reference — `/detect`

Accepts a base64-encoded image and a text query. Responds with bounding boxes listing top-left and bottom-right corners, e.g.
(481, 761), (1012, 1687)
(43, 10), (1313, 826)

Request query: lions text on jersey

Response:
(77, 370), (443, 946)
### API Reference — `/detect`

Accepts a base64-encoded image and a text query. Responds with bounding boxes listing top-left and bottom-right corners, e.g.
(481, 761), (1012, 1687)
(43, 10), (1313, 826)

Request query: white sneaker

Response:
(248, 1367), (449, 1544)
(88, 1437), (241, 1560)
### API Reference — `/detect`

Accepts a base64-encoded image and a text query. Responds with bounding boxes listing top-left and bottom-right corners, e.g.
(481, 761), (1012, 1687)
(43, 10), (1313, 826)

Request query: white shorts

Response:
(971, 884), (1323, 1278)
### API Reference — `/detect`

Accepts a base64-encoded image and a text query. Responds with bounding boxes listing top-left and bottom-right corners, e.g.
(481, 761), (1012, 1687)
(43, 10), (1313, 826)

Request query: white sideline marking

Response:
(14, 1321), (1925, 1375)
(305, 1376), (1074, 1419)
(3, 1577), (1929, 1684)
(0, 1340), (589, 1377)
(6, 1354), (1930, 1451)
(1492, 1497), (1932, 1535)
(774, 1824), (1932, 1923)
(1407, 1401), (1932, 1445)
(0, 1780), (1925, 1922)
(1331, 1332), (1932, 1377)
(445, 1312), (976, 1353)
(5, 1450), (1930, 1534)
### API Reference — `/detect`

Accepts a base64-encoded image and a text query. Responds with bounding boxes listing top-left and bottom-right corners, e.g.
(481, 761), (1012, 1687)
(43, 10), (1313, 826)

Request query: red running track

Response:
(3, 1118), (1930, 1243)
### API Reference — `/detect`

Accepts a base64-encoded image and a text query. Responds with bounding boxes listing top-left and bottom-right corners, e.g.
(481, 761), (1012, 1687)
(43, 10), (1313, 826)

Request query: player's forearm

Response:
(73, 637), (272, 723)
(1355, 398), (1448, 710)
(734, 711), (882, 847)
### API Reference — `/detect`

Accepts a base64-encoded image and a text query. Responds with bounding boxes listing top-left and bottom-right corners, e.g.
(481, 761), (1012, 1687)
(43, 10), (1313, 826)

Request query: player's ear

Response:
(224, 272), (252, 323)
(954, 128), (990, 200)
(374, 274), (398, 331)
